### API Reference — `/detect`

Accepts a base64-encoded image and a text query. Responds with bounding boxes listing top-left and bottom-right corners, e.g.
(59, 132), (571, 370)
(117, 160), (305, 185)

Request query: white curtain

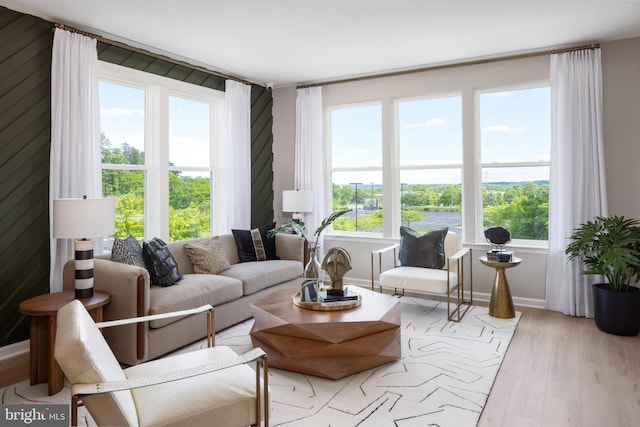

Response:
(295, 87), (324, 248)
(545, 48), (607, 317)
(49, 29), (101, 293)
(223, 80), (251, 230)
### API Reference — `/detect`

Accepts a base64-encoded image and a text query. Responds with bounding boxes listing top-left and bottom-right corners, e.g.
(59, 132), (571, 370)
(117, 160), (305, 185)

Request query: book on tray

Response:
(318, 287), (358, 305)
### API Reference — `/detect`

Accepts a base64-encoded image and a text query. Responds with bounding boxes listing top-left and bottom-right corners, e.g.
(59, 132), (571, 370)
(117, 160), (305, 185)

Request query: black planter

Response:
(592, 283), (640, 336)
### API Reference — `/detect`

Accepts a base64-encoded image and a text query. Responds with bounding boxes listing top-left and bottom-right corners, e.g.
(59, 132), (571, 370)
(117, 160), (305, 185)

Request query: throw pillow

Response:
(111, 236), (146, 268)
(183, 237), (231, 275)
(398, 226), (448, 269)
(142, 237), (183, 287)
(231, 222), (280, 262)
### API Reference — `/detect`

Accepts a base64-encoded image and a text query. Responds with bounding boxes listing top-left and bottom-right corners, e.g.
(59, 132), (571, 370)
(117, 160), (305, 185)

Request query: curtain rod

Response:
(53, 23), (253, 86)
(297, 43), (600, 89)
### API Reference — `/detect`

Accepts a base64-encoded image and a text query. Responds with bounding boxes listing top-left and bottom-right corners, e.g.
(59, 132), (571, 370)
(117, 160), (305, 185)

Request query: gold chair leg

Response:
(263, 356), (269, 427)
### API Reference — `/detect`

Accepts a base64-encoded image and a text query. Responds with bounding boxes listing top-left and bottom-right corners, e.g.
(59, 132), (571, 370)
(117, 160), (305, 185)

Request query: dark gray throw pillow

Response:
(398, 226), (448, 269)
(142, 237), (183, 287)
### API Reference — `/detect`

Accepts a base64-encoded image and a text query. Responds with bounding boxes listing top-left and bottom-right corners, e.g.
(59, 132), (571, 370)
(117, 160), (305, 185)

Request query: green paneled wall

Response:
(0, 7), (53, 347)
(0, 6), (274, 347)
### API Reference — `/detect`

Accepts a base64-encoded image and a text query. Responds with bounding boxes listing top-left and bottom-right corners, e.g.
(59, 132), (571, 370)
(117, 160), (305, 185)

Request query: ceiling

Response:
(3, 0), (640, 87)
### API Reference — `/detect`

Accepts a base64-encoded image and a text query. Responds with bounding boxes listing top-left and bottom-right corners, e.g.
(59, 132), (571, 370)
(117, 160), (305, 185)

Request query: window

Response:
(398, 95), (463, 234)
(100, 80), (146, 240)
(325, 81), (550, 245)
(168, 96), (212, 240)
(478, 85), (550, 242)
(99, 62), (223, 242)
(329, 103), (382, 233)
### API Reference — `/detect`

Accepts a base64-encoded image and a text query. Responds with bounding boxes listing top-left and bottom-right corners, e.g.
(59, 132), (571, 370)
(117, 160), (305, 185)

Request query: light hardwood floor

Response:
(3, 302), (638, 426)
(478, 306), (640, 427)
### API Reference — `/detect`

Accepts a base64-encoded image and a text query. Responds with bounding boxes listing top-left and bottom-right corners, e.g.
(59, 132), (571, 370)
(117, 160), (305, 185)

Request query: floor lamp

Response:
(53, 196), (116, 299)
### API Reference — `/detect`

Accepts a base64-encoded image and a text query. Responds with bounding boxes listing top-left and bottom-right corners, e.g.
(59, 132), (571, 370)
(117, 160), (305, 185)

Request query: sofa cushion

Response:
(380, 266), (458, 294)
(124, 346), (268, 426)
(220, 260), (303, 296)
(183, 237), (231, 275)
(232, 223), (279, 262)
(149, 275), (243, 328)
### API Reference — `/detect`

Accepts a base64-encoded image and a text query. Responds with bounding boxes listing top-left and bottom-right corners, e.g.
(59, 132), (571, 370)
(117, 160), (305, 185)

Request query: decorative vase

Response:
(304, 246), (322, 279)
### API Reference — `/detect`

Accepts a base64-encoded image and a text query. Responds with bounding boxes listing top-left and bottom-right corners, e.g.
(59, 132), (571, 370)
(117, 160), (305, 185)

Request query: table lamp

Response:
(282, 190), (313, 222)
(53, 196), (116, 299)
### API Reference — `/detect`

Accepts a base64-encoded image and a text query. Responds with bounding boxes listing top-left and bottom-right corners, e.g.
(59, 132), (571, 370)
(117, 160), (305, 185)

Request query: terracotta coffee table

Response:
(250, 285), (400, 379)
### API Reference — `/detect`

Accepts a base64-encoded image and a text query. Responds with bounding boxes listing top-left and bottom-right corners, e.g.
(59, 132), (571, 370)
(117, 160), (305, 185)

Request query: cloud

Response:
(403, 117), (448, 129)
(101, 108), (144, 118)
(483, 124), (529, 134)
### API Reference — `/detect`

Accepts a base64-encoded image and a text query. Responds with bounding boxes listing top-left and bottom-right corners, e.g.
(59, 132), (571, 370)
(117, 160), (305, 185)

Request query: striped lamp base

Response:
(74, 239), (94, 299)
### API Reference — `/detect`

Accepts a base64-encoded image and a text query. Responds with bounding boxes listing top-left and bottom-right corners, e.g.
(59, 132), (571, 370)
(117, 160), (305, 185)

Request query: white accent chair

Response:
(371, 231), (473, 321)
(54, 300), (269, 426)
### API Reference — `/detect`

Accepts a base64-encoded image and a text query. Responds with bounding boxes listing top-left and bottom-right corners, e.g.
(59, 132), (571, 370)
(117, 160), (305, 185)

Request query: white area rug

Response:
(1, 297), (520, 426)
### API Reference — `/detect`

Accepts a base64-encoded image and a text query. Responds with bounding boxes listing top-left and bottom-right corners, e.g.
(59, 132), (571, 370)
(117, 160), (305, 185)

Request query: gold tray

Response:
(292, 291), (361, 311)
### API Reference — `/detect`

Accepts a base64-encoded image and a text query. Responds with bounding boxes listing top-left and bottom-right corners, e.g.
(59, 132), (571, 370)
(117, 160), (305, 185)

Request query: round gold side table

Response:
(479, 256), (522, 319)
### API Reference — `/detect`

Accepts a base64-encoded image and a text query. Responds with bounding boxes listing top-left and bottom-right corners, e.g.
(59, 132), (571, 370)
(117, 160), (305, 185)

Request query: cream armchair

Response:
(371, 231), (472, 321)
(54, 301), (269, 427)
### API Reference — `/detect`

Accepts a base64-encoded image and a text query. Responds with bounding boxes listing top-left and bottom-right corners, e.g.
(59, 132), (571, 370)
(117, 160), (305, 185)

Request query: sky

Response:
(100, 80), (550, 186)
(99, 81), (211, 170)
(330, 85), (550, 186)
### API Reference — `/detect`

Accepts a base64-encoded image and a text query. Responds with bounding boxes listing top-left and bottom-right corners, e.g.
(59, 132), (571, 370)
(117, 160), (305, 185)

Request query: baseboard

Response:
(0, 340), (30, 388)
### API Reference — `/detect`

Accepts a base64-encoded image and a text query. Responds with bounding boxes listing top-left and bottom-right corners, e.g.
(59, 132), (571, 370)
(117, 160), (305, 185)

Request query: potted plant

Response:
(565, 215), (640, 336)
(269, 208), (351, 278)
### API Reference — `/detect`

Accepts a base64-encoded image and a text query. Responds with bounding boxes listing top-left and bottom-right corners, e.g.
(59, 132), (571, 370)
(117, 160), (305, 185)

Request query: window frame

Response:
(98, 61), (225, 241)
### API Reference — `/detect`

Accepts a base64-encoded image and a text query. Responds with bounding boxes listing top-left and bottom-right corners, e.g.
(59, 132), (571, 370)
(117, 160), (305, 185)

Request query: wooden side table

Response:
(479, 256), (522, 319)
(18, 291), (111, 395)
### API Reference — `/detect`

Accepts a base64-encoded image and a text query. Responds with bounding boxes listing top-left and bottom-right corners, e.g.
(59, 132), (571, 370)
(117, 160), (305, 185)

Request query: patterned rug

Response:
(1, 297), (520, 426)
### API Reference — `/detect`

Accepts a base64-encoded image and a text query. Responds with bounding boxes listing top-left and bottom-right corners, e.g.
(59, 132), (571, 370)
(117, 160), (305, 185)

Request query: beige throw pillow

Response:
(183, 237), (231, 275)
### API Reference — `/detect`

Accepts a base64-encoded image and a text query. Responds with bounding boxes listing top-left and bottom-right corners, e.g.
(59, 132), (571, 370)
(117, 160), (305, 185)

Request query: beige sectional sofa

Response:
(63, 233), (305, 365)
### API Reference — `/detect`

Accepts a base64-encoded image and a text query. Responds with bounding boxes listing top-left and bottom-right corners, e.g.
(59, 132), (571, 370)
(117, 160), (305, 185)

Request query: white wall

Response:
(602, 37), (640, 219)
(272, 85), (297, 226)
(272, 37), (640, 308)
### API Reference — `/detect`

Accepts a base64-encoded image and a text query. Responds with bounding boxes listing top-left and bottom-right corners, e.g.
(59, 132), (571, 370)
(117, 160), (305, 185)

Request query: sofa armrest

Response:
(64, 258), (151, 318)
(275, 232), (305, 263)
(63, 258), (151, 364)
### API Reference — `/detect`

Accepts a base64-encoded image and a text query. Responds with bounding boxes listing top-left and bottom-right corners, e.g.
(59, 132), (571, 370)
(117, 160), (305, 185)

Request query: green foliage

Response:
(101, 133), (211, 241)
(401, 208), (425, 227)
(334, 181), (549, 240)
(565, 216), (640, 292)
(483, 182), (549, 240)
(113, 192), (144, 238)
(334, 210), (383, 232)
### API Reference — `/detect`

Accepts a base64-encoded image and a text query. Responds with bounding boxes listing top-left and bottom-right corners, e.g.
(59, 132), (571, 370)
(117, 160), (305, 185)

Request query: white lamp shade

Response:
(282, 190), (313, 213)
(53, 197), (116, 239)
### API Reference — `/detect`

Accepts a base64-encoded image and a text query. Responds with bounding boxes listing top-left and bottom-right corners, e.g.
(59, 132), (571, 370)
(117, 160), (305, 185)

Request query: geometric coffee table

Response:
(250, 285), (401, 379)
